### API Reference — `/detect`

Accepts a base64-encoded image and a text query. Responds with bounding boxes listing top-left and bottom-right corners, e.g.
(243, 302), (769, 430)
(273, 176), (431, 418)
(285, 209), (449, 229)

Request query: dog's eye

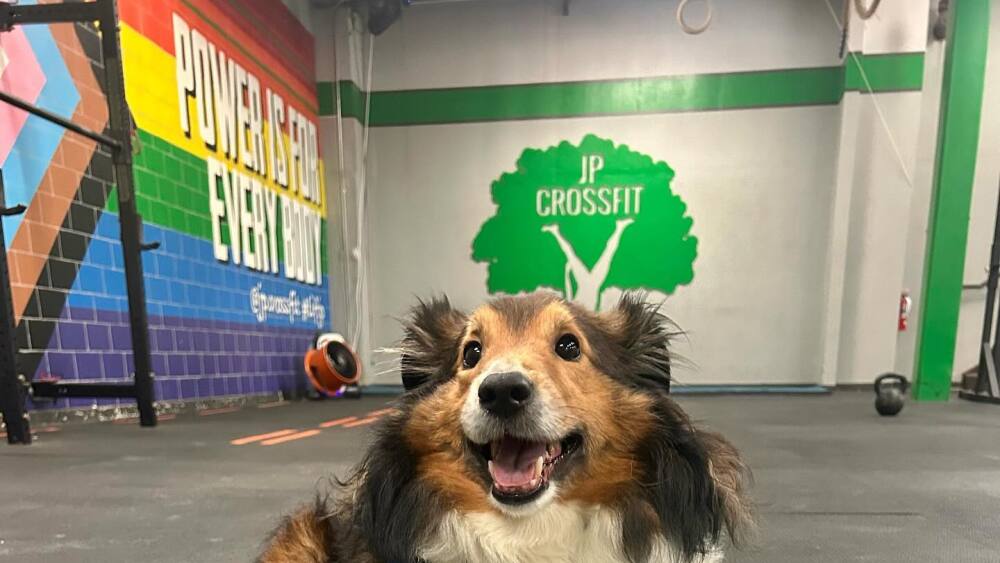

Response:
(462, 341), (483, 369)
(555, 334), (581, 361)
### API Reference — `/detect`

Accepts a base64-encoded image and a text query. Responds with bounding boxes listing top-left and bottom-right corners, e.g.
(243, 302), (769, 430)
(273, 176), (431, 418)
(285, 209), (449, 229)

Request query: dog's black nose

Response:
(478, 372), (533, 417)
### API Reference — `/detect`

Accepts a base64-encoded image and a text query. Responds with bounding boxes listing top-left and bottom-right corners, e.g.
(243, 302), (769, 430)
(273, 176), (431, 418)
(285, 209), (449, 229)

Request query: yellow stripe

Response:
(121, 24), (325, 214)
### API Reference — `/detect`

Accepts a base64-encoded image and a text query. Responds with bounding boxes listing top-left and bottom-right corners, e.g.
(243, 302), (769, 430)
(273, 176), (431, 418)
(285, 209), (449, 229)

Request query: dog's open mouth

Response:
(473, 433), (582, 505)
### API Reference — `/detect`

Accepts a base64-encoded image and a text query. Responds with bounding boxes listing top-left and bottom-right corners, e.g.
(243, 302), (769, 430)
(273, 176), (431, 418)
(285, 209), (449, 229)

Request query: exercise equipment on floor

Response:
(959, 174), (1000, 405)
(874, 373), (908, 416)
(304, 333), (362, 398)
(0, 0), (159, 445)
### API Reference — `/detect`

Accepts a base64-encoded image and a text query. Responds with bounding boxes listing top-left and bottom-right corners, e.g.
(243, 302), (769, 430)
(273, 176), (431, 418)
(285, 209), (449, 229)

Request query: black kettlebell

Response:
(874, 373), (909, 416)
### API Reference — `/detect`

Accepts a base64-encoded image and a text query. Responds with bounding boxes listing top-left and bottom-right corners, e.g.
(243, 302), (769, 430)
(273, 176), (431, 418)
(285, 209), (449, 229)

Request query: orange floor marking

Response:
(230, 428), (297, 446)
(257, 401), (288, 409)
(319, 416), (357, 428)
(342, 416), (380, 429)
(198, 406), (240, 416)
(367, 408), (397, 417)
(260, 429), (322, 446)
(114, 414), (175, 424)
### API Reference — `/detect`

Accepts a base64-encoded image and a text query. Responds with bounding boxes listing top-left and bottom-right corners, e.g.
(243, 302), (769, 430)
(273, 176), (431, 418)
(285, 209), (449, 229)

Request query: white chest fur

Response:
(417, 502), (724, 563)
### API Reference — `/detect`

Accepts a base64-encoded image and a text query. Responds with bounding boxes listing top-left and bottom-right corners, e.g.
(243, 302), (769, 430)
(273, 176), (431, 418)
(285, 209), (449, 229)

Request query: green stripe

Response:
(319, 52), (923, 125)
(915, 1), (990, 400)
(338, 80), (367, 124)
(109, 130), (328, 274)
(845, 52), (924, 92)
(374, 67), (843, 126)
(317, 81), (335, 117)
(109, 130), (213, 238)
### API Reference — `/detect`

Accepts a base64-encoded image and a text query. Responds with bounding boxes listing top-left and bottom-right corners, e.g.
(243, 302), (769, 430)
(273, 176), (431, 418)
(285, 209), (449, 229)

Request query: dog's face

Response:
(399, 293), (684, 512)
(448, 293), (666, 515)
(361, 292), (751, 562)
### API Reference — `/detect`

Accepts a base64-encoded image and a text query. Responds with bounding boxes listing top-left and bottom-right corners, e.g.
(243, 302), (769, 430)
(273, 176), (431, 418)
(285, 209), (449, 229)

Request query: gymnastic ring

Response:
(854, 0), (881, 20)
(677, 0), (713, 35)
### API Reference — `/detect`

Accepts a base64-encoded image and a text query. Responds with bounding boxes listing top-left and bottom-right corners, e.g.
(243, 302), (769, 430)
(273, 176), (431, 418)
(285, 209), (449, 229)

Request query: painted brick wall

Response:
(3, 0), (329, 411)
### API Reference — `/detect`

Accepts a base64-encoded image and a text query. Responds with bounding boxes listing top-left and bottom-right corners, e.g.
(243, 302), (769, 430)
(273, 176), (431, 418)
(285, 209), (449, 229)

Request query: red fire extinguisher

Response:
(898, 290), (912, 331)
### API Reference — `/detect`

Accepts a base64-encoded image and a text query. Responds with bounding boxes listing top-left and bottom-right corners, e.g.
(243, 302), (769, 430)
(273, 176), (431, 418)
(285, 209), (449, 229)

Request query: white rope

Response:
(351, 31), (375, 351)
(676, 0), (713, 35)
(822, 0), (914, 190)
(333, 9), (352, 342)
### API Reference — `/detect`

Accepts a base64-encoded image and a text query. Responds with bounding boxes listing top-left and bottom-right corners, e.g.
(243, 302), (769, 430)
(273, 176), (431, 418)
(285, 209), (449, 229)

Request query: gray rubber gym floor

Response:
(3, 392), (998, 562)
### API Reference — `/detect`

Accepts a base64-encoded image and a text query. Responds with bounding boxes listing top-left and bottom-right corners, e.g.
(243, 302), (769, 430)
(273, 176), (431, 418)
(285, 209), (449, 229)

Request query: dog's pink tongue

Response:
(490, 436), (546, 488)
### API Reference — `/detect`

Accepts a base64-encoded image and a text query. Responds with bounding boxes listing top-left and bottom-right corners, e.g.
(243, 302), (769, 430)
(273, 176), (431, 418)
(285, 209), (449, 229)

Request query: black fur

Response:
(572, 292), (677, 393)
(574, 293), (740, 562)
(627, 398), (730, 562)
(349, 298), (469, 560)
(399, 296), (466, 393)
(348, 403), (443, 562)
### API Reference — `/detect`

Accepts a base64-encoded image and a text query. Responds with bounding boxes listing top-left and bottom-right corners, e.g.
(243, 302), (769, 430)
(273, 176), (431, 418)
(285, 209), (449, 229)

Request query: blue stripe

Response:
(68, 212), (332, 331)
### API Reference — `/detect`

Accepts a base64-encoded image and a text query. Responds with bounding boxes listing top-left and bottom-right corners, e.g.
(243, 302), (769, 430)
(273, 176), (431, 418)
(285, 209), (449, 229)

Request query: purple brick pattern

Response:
(34, 308), (317, 409)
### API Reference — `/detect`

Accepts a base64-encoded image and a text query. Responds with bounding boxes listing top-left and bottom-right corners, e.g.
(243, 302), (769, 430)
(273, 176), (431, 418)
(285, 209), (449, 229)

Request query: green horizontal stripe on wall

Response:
(317, 81), (336, 117)
(845, 52), (924, 93)
(108, 130), (328, 274)
(319, 52), (924, 125)
(317, 81), (366, 123)
(339, 80), (367, 123)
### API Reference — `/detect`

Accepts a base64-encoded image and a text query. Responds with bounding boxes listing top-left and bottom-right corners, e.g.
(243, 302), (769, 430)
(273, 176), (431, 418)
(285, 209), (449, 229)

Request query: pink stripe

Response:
(0, 28), (47, 164)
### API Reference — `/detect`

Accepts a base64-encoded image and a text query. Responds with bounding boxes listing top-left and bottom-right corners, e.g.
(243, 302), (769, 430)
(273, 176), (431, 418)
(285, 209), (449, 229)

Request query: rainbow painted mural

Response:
(1, 0), (329, 409)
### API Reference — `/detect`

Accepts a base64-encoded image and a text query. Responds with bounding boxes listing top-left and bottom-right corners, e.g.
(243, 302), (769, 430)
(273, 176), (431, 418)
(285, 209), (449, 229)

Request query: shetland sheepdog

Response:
(259, 292), (753, 563)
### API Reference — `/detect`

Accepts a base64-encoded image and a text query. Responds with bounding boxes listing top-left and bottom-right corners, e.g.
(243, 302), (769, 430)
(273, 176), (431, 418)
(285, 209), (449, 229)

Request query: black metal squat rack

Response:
(960, 176), (1000, 405)
(0, 0), (159, 444)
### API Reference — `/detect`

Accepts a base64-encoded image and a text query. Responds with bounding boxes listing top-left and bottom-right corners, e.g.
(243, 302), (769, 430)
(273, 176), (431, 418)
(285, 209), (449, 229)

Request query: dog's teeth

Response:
(535, 455), (544, 477)
(488, 460), (495, 476)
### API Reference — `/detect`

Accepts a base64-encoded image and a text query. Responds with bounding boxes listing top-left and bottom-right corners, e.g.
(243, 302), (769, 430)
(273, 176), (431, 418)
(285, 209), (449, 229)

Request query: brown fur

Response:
(259, 292), (754, 563)
(406, 380), (495, 513)
(258, 500), (337, 563)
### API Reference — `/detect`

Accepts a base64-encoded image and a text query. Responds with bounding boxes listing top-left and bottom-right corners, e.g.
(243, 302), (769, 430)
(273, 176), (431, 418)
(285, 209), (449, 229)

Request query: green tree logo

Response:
(471, 134), (697, 310)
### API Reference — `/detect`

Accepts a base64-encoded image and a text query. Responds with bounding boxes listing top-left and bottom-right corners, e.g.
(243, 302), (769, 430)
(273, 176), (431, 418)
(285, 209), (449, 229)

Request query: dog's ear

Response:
(607, 292), (676, 392)
(697, 429), (755, 547)
(400, 296), (467, 391)
(626, 400), (754, 562)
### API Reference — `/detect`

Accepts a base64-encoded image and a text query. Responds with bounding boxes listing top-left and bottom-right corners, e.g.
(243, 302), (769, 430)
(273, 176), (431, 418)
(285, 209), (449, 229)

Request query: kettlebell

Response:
(874, 373), (909, 416)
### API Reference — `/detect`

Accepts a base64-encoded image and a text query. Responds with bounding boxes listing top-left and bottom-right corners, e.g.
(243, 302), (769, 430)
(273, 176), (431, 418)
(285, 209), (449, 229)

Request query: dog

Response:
(259, 292), (753, 563)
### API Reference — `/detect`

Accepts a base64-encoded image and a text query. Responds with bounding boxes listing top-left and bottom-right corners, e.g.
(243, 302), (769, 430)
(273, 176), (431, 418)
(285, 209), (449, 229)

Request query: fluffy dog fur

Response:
(259, 292), (753, 563)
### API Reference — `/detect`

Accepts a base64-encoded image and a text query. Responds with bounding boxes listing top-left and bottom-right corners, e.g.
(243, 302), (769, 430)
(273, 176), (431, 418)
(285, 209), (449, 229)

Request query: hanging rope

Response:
(837, 0), (882, 58)
(676, 0), (713, 35)
(821, 0), (915, 191)
(838, 0), (851, 59)
(854, 0), (882, 20)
